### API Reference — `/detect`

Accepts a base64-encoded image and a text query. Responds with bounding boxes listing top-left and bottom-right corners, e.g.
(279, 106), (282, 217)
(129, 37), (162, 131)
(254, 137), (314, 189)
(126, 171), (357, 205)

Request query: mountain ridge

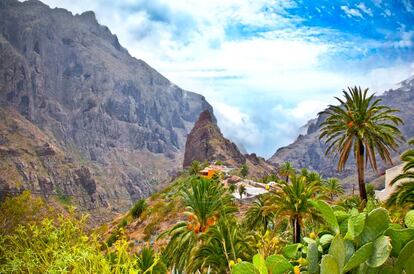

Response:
(0, 0), (213, 221)
(269, 78), (414, 187)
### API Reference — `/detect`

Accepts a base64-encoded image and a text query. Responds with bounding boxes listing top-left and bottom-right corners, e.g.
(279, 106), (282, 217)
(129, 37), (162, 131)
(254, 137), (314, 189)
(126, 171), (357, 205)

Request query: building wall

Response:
(375, 164), (405, 201)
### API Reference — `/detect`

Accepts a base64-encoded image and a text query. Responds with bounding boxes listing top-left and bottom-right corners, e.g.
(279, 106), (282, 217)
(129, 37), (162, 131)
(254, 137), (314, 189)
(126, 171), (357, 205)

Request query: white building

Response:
(375, 164), (405, 201)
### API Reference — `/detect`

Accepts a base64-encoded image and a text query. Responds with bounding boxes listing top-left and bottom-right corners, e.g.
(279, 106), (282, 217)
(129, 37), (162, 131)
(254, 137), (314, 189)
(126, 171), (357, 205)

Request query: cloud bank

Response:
(40, 0), (414, 157)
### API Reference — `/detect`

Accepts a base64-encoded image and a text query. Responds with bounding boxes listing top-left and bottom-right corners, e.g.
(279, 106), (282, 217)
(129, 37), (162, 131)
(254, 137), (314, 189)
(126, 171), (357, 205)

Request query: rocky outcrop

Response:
(183, 110), (245, 167)
(183, 110), (277, 178)
(269, 77), (414, 186)
(0, 0), (212, 221)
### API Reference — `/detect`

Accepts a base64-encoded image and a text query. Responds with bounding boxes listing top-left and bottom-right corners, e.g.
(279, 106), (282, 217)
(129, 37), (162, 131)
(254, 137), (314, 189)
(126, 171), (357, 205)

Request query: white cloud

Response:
(382, 9), (392, 17)
(402, 0), (414, 13)
(372, 0), (382, 8)
(357, 3), (373, 17)
(36, 0), (414, 158)
(213, 101), (263, 151)
(340, 5), (363, 18)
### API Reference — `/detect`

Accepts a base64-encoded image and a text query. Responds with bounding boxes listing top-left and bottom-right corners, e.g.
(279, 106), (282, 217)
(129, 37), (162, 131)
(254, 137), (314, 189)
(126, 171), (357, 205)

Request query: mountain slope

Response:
(184, 110), (277, 178)
(0, 0), (212, 220)
(269, 78), (414, 186)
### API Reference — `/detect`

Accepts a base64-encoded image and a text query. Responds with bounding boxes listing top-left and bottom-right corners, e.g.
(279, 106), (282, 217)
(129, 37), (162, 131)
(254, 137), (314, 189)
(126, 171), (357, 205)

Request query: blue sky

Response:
(41, 0), (414, 158)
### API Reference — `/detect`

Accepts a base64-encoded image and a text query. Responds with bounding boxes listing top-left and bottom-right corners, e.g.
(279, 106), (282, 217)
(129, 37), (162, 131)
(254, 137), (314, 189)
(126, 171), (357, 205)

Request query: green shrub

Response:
(143, 221), (158, 241)
(106, 233), (119, 248)
(130, 199), (147, 219)
(136, 246), (167, 273)
(0, 212), (147, 273)
(240, 164), (249, 178)
(118, 218), (128, 229)
(215, 160), (224, 166)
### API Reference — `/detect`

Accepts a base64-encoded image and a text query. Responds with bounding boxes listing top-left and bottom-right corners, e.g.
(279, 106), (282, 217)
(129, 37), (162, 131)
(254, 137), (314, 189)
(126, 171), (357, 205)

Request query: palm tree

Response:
(136, 246), (167, 273)
(320, 87), (403, 202)
(269, 174), (321, 243)
(243, 194), (275, 233)
(189, 160), (202, 175)
(240, 164), (249, 178)
(182, 177), (235, 232)
(161, 176), (235, 272)
(238, 184), (246, 199)
(387, 139), (414, 208)
(279, 162), (296, 182)
(323, 178), (344, 202)
(189, 217), (252, 273)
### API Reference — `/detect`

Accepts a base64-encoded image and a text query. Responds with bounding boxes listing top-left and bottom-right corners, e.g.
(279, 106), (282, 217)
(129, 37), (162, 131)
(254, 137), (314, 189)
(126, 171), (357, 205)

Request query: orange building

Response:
(199, 169), (218, 179)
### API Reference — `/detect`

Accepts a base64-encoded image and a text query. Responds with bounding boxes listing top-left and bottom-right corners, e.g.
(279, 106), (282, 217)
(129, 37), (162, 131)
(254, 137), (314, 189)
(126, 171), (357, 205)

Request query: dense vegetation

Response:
(1, 88), (414, 273)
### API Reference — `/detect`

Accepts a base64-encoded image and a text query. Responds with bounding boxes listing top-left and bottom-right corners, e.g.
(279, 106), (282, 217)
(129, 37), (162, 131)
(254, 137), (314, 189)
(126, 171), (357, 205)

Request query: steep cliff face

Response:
(269, 77), (414, 185)
(183, 110), (245, 167)
(183, 110), (277, 178)
(0, 0), (212, 220)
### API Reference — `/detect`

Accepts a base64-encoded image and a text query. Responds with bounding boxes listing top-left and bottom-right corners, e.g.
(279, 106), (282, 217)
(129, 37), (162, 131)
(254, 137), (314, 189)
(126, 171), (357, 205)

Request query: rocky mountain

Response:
(183, 110), (277, 178)
(269, 77), (414, 187)
(0, 0), (212, 221)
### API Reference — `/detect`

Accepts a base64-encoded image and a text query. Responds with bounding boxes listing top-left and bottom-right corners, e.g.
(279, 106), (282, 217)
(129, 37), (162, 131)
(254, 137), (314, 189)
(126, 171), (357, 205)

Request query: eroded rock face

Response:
(183, 110), (277, 178)
(269, 78), (414, 186)
(0, 0), (212, 222)
(183, 110), (245, 168)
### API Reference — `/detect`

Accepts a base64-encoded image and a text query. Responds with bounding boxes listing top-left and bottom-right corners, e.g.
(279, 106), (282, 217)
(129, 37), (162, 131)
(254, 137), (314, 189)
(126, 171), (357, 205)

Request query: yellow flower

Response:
(271, 237), (279, 245)
(293, 265), (300, 274)
(229, 260), (235, 267)
(237, 258), (242, 263)
(81, 236), (89, 242)
(309, 232), (316, 239)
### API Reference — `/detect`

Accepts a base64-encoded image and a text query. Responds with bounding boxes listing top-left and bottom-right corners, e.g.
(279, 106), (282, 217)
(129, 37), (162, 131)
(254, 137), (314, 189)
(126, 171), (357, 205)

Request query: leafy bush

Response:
(136, 246), (167, 273)
(0, 213), (142, 273)
(0, 191), (53, 235)
(118, 218), (128, 229)
(143, 221), (158, 241)
(106, 232), (119, 248)
(130, 199), (147, 219)
(240, 164), (249, 178)
(215, 160), (224, 165)
(0, 193), (163, 273)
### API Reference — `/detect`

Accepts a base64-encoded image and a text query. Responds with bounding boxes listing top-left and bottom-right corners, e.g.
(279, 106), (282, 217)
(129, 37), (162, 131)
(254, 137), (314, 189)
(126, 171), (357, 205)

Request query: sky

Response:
(40, 0), (414, 158)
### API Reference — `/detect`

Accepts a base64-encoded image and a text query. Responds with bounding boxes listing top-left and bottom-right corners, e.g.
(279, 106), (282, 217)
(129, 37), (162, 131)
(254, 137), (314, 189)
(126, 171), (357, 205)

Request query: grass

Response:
(130, 199), (147, 219)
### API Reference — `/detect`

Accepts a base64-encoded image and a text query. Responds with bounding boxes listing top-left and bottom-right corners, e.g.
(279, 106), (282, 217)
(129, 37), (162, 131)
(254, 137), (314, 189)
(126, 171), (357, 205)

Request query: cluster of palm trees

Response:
(160, 176), (251, 272)
(158, 86), (414, 272)
(160, 166), (347, 271)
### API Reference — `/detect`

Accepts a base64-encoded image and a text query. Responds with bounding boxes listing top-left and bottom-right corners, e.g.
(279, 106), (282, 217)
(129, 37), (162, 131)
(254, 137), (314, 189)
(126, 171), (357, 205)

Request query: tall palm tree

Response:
(279, 162), (296, 182)
(243, 194), (275, 233)
(387, 139), (414, 208)
(320, 87), (404, 202)
(323, 178), (344, 202)
(269, 174), (321, 243)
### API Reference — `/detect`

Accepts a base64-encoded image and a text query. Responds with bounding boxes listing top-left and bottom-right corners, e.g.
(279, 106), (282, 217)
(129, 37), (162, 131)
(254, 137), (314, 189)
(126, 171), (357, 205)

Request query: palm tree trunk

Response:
(356, 140), (367, 202)
(292, 216), (301, 243)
